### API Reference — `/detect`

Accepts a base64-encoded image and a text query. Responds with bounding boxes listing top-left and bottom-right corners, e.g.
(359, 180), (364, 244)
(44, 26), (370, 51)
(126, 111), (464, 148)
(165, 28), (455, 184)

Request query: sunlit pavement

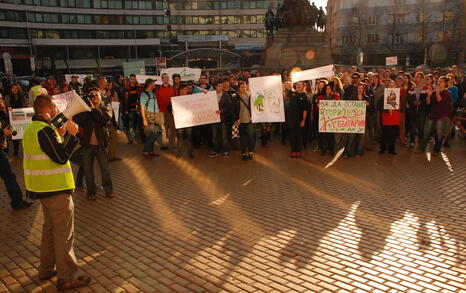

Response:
(1, 134), (465, 293)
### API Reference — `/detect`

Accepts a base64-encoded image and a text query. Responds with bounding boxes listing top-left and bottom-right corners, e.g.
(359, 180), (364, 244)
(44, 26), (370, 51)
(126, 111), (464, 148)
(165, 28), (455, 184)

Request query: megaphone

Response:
(51, 92), (91, 129)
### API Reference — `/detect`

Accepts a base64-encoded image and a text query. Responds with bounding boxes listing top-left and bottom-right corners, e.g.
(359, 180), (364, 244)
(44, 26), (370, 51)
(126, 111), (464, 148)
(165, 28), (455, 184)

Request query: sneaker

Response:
(209, 152), (217, 158)
(106, 193), (115, 199)
(57, 275), (91, 291)
(409, 142), (415, 148)
(242, 154), (248, 161)
(248, 153), (253, 160)
(290, 152), (296, 158)
(12, 201), (33, 210)
(389, 151), (398, 155)
(296, 152), (302, 158)
(223, 152), (230, 157)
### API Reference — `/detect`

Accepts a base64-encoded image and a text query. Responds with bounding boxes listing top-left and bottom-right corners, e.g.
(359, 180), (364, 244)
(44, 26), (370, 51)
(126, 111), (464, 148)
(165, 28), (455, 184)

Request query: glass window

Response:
(35, 14), (43, 22)
(46, 30), (60, 39)
(192, 16), (199, 24)
(185, 16), (192, 24)
(0, 11), (5, 21)
(93, 0), (100, 8)
(221, 16), (227, 24)
(78, 30), (93, 38)
(214, 16), (220, 24)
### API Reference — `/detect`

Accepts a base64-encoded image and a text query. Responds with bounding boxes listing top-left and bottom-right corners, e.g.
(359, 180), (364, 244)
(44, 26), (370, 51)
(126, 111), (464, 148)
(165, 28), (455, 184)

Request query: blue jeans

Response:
(81, 145), (113, 196)
(142, 123), (160, 153)
(420, 118), (448, 152)
(344, 133), (366, 157)
(0, 149), (24, 208)
(211, 122), (231, 153)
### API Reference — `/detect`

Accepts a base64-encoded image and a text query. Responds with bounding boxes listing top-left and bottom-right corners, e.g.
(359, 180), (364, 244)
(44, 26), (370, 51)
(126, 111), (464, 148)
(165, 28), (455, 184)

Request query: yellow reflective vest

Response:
(22, 120), (75, 192)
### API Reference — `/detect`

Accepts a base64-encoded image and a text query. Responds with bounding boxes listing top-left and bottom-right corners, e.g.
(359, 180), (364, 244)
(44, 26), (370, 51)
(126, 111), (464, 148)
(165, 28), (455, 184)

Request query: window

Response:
(417, 12), (427, 22)
(63, 14), (77, 23)
(394, 14), (404, 24)
(415, 32), (425, 43)
(442, 11), (456, 21)
(368, 15), (378, 25)
(394, 0), (405, 4)
(368, 34), (379, 44)
(392, 33), (404, 44)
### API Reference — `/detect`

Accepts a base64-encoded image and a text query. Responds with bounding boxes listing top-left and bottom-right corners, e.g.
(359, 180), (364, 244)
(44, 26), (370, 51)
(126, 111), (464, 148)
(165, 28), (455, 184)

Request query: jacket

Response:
(217, 92), (234, 123)
(73, 105), (111, 150)
(407, 85), (429, 113)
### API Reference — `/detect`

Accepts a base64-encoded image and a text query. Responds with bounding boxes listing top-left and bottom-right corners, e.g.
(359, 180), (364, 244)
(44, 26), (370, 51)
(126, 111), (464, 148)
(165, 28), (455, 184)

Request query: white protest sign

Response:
(160, 67), (202, 83)
(386, 56), (398, 66)
(384, 88), (400, 110)
(291, 64), (335, 83)
(136, 75), (162, 85)
(249, 75), (285, 123)
(111, 102), (120, 122)
(171, 91), (220, 129)
(9, 107), (35, 140)
(319, 100), (366, 134)
(53, 90), (80, 112)
(65, 74), (92, 85)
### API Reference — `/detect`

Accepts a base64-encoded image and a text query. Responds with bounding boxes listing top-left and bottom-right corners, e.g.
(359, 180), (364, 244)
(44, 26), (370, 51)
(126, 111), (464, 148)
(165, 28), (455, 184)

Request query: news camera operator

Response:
(22, 94), (91, 290)
(0, 95), (32, 210)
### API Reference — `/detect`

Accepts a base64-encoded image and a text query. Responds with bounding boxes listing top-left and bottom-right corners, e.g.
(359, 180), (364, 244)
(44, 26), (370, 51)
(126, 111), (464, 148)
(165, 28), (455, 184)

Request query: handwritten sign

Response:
(249, 75), (285, 123)
(291, 64), (335, 83)
(53, 90), (79, 112)
(160, 67), (201, 83)
(319, 100), (366, 133)
(171, 91), (220, 129)
(384, 88), (400, 110)
(136, 75), (162, 85)
(122, 61), (145, 77)
(9, 107), (35, 140)
(386, 56), (398, 66)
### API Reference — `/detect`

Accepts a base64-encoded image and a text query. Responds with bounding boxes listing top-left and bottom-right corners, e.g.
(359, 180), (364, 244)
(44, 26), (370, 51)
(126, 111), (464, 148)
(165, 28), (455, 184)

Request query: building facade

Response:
(0, 0), (282, 75)
(326, 0), (466, 67)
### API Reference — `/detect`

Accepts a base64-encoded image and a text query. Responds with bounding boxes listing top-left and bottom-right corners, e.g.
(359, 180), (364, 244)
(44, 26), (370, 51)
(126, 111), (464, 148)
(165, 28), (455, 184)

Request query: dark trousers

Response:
(81, 145), (113, 196)
(288, 121), (302, 153)
(239, 122), (256, 154)
(280, 122), (289, 143)
(380, 125), (399, 153)
(211, 122), (231, 153)
(408, 110), (427, 144)
(70, 147), (84, 187)
(176, 127), (193, 157)
(0, 149), (24, 208)
(192, 125), (212, 148)
(318, 132), (335, 153)
(12, 139), (20, 155)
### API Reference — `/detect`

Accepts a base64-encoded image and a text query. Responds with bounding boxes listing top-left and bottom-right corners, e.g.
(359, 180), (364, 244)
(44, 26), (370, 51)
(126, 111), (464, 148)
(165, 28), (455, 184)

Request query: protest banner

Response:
(249, 75), (285, 123)
(160, 67), (201, 83)
(318, 100), (366, 134)
(65, 74), (93, 85)
(53, 90), (79, 112)
(291, 64), (335, 83)
(384, 88), (400, 110)
(9, 107), (35, 140)
(386, 56), (398, 66)
(136, 74), (162, 85)
(122, 61), (145, 77)
(111, 102), (120, 121)
(171, 91), (220, 129)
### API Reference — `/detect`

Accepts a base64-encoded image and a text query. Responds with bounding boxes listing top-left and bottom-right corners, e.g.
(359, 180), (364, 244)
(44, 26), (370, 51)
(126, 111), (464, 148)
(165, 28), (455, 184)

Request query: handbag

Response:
(232, 123), (240, 139)
(143, 91), (158, 125)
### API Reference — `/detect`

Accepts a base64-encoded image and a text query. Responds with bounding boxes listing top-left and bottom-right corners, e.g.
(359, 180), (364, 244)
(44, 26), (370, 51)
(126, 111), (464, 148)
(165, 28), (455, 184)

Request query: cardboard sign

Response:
(156, 57), (167, 69)
(319, 100), (366, 133)
(248, 75), (285, 123)
(53, 90), (80, 112)
(291, 65), (335, 83)
(384, 88), (400, 110)
(171, 91), (220, 129)
(8, 107), (35, 140)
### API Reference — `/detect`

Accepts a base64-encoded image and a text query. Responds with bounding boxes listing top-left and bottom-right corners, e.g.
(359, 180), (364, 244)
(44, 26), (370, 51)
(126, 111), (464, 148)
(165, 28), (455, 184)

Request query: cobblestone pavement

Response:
(1, 134), (465, 293)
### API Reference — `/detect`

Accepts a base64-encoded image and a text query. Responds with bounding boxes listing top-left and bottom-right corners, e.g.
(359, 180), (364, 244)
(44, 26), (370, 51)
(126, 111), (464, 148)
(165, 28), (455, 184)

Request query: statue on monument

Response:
(265, 8), (275, 35)
(270, 0), (321, 31)
(317, 6), (327, 30)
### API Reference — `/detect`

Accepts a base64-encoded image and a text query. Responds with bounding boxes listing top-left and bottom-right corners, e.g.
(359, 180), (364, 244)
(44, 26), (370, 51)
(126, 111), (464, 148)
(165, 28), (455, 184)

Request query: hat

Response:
(71, 75), (79, 78)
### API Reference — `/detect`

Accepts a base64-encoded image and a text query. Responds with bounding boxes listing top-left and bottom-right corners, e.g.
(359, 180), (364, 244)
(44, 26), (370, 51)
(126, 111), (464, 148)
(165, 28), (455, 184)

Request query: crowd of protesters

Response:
(0, 64), (465, 206)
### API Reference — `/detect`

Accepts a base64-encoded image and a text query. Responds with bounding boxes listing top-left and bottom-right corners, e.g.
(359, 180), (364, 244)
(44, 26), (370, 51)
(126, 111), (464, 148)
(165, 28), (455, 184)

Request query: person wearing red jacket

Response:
(378, 80), (400, 155)
(317, 84), (340, 155)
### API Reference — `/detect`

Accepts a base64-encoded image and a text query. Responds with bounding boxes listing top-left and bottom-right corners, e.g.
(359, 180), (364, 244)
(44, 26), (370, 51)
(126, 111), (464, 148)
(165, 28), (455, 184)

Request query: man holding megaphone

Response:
(22, 95), (91, 290)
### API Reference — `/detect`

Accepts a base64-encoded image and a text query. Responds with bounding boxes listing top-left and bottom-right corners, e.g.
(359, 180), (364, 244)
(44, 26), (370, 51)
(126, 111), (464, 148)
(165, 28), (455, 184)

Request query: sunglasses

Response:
(352, 76), (359, 79)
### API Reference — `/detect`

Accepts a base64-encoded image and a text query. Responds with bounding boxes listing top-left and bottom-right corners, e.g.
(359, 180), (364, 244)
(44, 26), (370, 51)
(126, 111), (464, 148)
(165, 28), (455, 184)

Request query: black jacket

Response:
(73, 105), (111, 150)
(217, 92), (234, 123)
(287, 91), (309, 123)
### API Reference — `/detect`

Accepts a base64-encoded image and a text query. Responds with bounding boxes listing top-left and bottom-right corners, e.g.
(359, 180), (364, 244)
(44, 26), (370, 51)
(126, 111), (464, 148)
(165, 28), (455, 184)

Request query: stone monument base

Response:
(262, 29), (333, 69)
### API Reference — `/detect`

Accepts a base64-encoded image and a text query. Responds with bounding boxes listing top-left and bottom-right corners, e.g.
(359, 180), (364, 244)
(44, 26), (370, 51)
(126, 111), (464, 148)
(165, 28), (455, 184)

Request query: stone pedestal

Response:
(262, 29), (333, 69)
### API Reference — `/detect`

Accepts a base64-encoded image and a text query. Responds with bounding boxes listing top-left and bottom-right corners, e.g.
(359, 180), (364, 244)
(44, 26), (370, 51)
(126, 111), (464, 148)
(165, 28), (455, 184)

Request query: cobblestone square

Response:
(1, 136), (465, 292)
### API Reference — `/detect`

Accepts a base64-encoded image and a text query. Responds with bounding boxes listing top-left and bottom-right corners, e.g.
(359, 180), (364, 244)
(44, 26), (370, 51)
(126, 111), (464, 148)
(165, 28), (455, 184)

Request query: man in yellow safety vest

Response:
(23, 94), (91, 291)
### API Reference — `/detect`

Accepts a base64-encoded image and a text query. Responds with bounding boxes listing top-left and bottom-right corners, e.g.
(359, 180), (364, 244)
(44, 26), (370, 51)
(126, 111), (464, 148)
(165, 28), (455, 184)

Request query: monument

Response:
(262, 0), (333, 69)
